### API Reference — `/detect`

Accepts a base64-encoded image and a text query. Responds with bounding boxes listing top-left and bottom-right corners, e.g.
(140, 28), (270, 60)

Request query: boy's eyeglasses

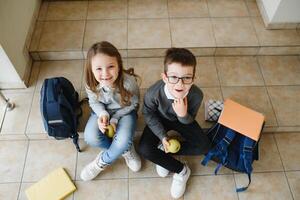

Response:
(166, 75), (194, 84)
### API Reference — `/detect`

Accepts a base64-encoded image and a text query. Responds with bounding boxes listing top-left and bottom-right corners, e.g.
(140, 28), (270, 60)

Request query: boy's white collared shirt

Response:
(164, 84), (188, 100)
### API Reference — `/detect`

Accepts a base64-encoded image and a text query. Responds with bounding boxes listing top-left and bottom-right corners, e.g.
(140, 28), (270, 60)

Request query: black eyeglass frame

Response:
(165, 73), (194, 84)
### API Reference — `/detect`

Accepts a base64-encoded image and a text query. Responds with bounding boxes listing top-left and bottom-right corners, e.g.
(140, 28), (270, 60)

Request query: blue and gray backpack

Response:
(201, 122), (263, 192)
(40, 77), (86, 152)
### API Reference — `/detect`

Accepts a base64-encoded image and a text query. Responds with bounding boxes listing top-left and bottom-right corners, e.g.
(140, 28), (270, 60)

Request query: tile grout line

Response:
(166, 0), (173, 48)
(80, 0), (89, 60)
(39, 15), (280, 22)
(73, 146), (79, 200)
(32, 62), (41, 95)
(24, 62), (41, 137)
(0, 181), (24, 185)
(232, 173), (240, 200)
(205, 0), (218, 56)
(4, 167), (300, 184)
(16, 140), (30, 200)
(79, 1), (89, 92)
(255, 57), (280, 127)
(272, 133), (295, 200)
(35, 1), (49, 60)
(212, 57), (225, 100)
(22, 91), (35, 140)
(249, 16), (262, 56)
(245, 5), (262, 58)
(244, 0), (252, 20)
(0, 106), (8, 133)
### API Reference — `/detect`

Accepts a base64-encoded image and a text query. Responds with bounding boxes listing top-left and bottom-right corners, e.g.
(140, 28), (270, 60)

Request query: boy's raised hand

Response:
(172, 97), (188, 117)
(98, 115), (109, 133)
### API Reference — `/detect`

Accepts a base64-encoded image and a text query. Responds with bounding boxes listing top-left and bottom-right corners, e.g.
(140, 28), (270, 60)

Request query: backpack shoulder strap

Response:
(201, 128), (236, 172)
(46, 78), (58, 102)
(236, 137), (256, 192)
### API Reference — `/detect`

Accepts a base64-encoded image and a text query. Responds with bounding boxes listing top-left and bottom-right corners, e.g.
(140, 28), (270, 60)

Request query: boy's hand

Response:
(172, 97), (188, 117)
(162, 137), (170, 152)
(98, 116), (109, 133)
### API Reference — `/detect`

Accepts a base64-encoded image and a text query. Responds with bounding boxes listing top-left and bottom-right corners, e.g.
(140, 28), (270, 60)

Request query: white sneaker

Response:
(156, 164), (169, 177)
(80, 151), (108, 181)
(156, 143), (170, 177)
(171, 164), (191, 199)
(122, 145), (141, 172)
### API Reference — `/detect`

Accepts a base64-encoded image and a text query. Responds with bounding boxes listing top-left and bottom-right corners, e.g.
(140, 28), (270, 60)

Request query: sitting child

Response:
(81, 41), (141, 181)
(138, 48), (210, 199)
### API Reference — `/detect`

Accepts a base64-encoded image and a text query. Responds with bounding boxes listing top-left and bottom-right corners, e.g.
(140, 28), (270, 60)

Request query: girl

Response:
(81, 41), (141, 181)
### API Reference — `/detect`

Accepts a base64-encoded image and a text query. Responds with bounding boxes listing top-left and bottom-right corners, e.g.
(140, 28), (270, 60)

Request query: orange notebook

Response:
(218, 99), (265, 141)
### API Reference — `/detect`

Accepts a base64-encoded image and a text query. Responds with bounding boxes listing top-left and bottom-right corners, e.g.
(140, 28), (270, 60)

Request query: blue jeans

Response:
(84, 111), (137, 164)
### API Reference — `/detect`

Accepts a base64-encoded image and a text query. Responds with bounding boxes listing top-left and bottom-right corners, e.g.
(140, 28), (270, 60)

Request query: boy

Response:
(138, 48), (210, 199)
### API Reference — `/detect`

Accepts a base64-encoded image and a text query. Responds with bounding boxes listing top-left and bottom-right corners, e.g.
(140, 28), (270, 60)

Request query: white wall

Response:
(0, 45), (22, 86)
(0, 0), (40, 88)
(260, 0), (300, 24)
(272, 0), (300, 23)
(261, 0), (281, 21)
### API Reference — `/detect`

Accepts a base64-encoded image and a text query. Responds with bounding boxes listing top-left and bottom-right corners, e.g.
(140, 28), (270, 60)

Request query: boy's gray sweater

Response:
(143, 80), (203, 140)
(86, 73), (140, 124)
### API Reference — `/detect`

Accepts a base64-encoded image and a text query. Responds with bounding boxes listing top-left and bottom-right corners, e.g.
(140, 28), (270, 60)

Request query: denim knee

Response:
(84, 133), (111, 149)
(101, 111), (137, 164)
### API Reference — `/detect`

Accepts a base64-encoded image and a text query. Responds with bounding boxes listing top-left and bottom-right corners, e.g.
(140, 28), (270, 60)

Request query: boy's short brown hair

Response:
(164, 48), (196, 77)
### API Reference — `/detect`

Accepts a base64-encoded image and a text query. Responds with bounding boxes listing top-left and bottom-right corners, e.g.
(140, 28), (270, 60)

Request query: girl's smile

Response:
(91, 53), (119, 87)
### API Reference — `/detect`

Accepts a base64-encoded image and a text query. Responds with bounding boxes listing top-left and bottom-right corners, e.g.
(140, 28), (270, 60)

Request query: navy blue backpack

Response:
(201, 123), (263, 192)
(40, 77), (85, 152)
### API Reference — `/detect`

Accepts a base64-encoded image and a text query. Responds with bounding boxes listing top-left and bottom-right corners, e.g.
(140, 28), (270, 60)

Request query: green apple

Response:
(167, 139), (181, 153)
(106, 125), (115, 138)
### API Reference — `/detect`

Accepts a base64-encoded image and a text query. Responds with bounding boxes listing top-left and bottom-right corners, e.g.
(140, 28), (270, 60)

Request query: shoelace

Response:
(125, 150), (135, 161)
(173, 173), (184, 182)
(87, 161), (102, 176)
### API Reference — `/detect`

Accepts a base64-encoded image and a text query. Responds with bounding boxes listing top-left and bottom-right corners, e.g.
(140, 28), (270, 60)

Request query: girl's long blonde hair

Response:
(85, 41), (138, 106)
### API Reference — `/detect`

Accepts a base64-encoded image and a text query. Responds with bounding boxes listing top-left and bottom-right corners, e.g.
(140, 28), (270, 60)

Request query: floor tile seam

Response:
(0, 181), (22, 184)
(272, 134), (295, 199)
(0, 108), (8, 133)
(24, 75), (41, 136)
(79, 0), (89, 63)
(30, 62), (41, 96)
(75, 177), (129, 182)
(16, 140), (30, 200)
(166, 0), (173, 48)
(211, 57), (225, 100)
(255, 57), (280, 126)
(30, 44), (300, 55)
(17, 90), (35, 140)
(243, 0), (253, 20)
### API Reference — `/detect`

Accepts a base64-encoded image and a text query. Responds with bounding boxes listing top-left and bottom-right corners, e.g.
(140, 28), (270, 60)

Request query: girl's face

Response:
(91, 53), (119, 87)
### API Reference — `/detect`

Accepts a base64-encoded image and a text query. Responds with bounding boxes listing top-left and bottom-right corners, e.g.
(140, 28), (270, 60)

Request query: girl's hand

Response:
(172, 97), (188, 117)
(110, 122), (117, 133)
(162, 137), (170, 153)
(98, 115), (109, 133)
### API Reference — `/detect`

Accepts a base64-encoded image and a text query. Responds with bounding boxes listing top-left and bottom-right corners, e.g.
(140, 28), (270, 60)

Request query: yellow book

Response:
(26, 168), (76, 200)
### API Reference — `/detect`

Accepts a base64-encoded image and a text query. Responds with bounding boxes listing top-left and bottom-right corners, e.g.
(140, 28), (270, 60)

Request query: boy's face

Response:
(162, 62), (194, 99)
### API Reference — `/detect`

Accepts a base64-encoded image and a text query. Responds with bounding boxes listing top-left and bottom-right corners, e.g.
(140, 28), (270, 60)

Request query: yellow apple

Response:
(106, 125), (115, 138)
(167, 139), (181, 153)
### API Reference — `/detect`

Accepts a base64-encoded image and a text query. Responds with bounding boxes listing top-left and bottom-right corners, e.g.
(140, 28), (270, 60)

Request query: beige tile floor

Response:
(0, 55), (299, 199)
(29, 0), (300, 60)
(2, 0), (300, 199)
